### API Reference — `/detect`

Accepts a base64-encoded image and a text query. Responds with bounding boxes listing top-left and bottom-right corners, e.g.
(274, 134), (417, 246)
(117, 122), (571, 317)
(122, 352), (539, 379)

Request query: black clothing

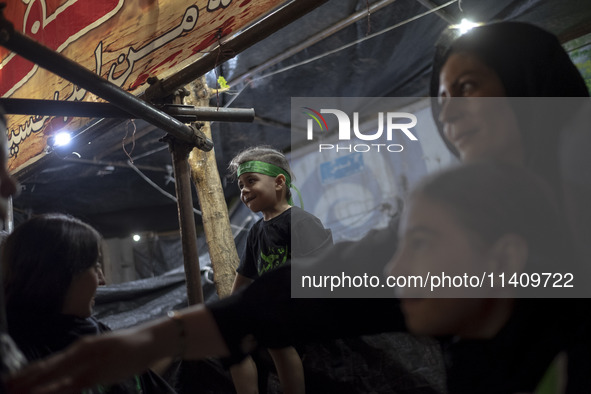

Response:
(441, 299), (572, 393)
(237, 206), (333, 279)
(428, 22), (591, 392)
(212, 221), (405, 357)
(210, 221), (591, 393)
(8, 314), (176, 394)
(213, 268), (589, 393)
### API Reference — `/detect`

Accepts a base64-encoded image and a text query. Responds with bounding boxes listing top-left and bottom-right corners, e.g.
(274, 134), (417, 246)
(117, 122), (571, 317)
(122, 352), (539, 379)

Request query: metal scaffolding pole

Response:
(166, 136), (204, 305)
(0, 98), (254, 123)
(0, 14), (211, 151)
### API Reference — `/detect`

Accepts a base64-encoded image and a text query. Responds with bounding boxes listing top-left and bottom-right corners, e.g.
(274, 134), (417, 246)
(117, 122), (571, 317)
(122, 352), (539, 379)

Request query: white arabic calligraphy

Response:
(207, 0), (232, 12)
(9, 5), (200, 159)
(107, 6), (199, 85)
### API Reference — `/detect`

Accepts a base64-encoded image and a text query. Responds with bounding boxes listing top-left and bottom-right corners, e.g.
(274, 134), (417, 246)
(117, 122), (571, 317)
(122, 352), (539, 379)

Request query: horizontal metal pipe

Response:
(61, 157), (168, 173)
(163, 105), (255, 123)
(0, 98), (255, 123)
(0, 20), (208, 148)
(0, 98), (132, 118)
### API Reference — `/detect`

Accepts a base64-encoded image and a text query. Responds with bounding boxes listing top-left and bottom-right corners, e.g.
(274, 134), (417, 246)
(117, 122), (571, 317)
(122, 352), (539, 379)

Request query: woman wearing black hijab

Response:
(7, 21), (591, 394)
(430, 21), (589, 195)
(428, 21), (591, 394)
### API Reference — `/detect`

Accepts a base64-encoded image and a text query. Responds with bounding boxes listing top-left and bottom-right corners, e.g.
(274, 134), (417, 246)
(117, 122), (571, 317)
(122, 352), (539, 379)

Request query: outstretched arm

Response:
(5, 305), (228, 394)
(6, 221), (403, 393)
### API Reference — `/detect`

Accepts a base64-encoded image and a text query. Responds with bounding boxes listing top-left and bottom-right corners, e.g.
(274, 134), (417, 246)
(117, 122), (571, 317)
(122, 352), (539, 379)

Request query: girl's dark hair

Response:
(2, 213), (102, 318)
(228, 146), (294, 201)
(413, 161), (572, 271)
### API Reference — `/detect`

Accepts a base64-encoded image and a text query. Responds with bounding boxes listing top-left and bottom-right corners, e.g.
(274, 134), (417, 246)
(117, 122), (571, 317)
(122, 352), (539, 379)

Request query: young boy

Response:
(228, 146), (332, 394)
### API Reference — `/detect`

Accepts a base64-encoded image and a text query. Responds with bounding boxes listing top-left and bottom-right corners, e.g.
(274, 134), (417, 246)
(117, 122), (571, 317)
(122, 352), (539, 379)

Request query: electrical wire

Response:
(127, 159), (202, 216)
(126, 160), (252, 233)
(222, 0), (458, 106)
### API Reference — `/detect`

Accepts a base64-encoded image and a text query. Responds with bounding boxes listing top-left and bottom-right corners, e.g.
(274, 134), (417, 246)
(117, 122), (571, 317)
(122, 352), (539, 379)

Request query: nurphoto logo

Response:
(302, 107), (419, 153)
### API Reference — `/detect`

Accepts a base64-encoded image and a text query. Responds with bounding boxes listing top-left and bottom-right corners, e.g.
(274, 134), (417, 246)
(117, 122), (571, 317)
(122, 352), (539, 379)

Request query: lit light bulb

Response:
(53, 132), (72, 147)
(457, 18), (480, 35)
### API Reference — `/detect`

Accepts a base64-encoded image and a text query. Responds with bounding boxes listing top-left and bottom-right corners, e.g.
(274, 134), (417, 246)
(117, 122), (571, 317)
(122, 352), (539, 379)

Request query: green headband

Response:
(237, 160), (304, 208)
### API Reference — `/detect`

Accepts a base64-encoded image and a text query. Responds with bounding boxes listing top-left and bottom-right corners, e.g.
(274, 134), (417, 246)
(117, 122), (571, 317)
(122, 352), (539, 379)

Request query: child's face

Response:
(61, 262), (104, 318)
(386, 193), (495, 337)
(238, 172), (282, 214)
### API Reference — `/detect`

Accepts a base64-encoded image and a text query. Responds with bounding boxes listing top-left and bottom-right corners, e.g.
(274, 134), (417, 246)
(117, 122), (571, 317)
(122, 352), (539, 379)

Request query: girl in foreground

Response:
(2, 214), (177, 394)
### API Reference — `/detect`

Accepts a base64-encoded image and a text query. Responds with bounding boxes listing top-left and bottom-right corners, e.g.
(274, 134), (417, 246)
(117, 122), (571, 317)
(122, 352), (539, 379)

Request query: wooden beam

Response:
(143, 0), (330, 101)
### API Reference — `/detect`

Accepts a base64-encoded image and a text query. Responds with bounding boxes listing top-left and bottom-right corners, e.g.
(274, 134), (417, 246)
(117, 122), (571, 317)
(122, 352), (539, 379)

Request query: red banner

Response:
(1, 0), (285, 172)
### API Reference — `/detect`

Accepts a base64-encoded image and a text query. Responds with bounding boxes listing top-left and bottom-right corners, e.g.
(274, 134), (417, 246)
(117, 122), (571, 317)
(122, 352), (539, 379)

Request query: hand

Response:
(5, 327), (158, 394)
(4, 304), (229, 393)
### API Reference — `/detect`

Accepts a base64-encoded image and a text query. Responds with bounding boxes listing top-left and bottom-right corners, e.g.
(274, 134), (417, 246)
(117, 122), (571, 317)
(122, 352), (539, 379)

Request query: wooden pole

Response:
(186, 76), (239, 299)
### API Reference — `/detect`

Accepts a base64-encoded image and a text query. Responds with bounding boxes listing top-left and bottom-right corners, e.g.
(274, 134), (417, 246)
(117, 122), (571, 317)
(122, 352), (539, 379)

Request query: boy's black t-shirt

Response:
(237, 206), (332, 279)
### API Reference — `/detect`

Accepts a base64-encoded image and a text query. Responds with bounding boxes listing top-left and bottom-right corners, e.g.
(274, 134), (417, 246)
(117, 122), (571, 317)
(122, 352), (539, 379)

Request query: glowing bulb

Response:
(53, 132), (72, 147)
(457, 18), (480, 35)
(133, 234), (141, 242)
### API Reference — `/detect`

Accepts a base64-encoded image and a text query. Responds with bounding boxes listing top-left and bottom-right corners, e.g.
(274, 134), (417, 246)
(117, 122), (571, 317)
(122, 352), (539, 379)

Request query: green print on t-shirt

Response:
(258, 245), (289, 275)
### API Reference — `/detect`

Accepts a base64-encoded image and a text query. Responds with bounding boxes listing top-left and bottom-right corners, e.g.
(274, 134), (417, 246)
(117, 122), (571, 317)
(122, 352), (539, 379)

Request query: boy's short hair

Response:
(413, 161), (571, 273)
(228, 146), (294, 202)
